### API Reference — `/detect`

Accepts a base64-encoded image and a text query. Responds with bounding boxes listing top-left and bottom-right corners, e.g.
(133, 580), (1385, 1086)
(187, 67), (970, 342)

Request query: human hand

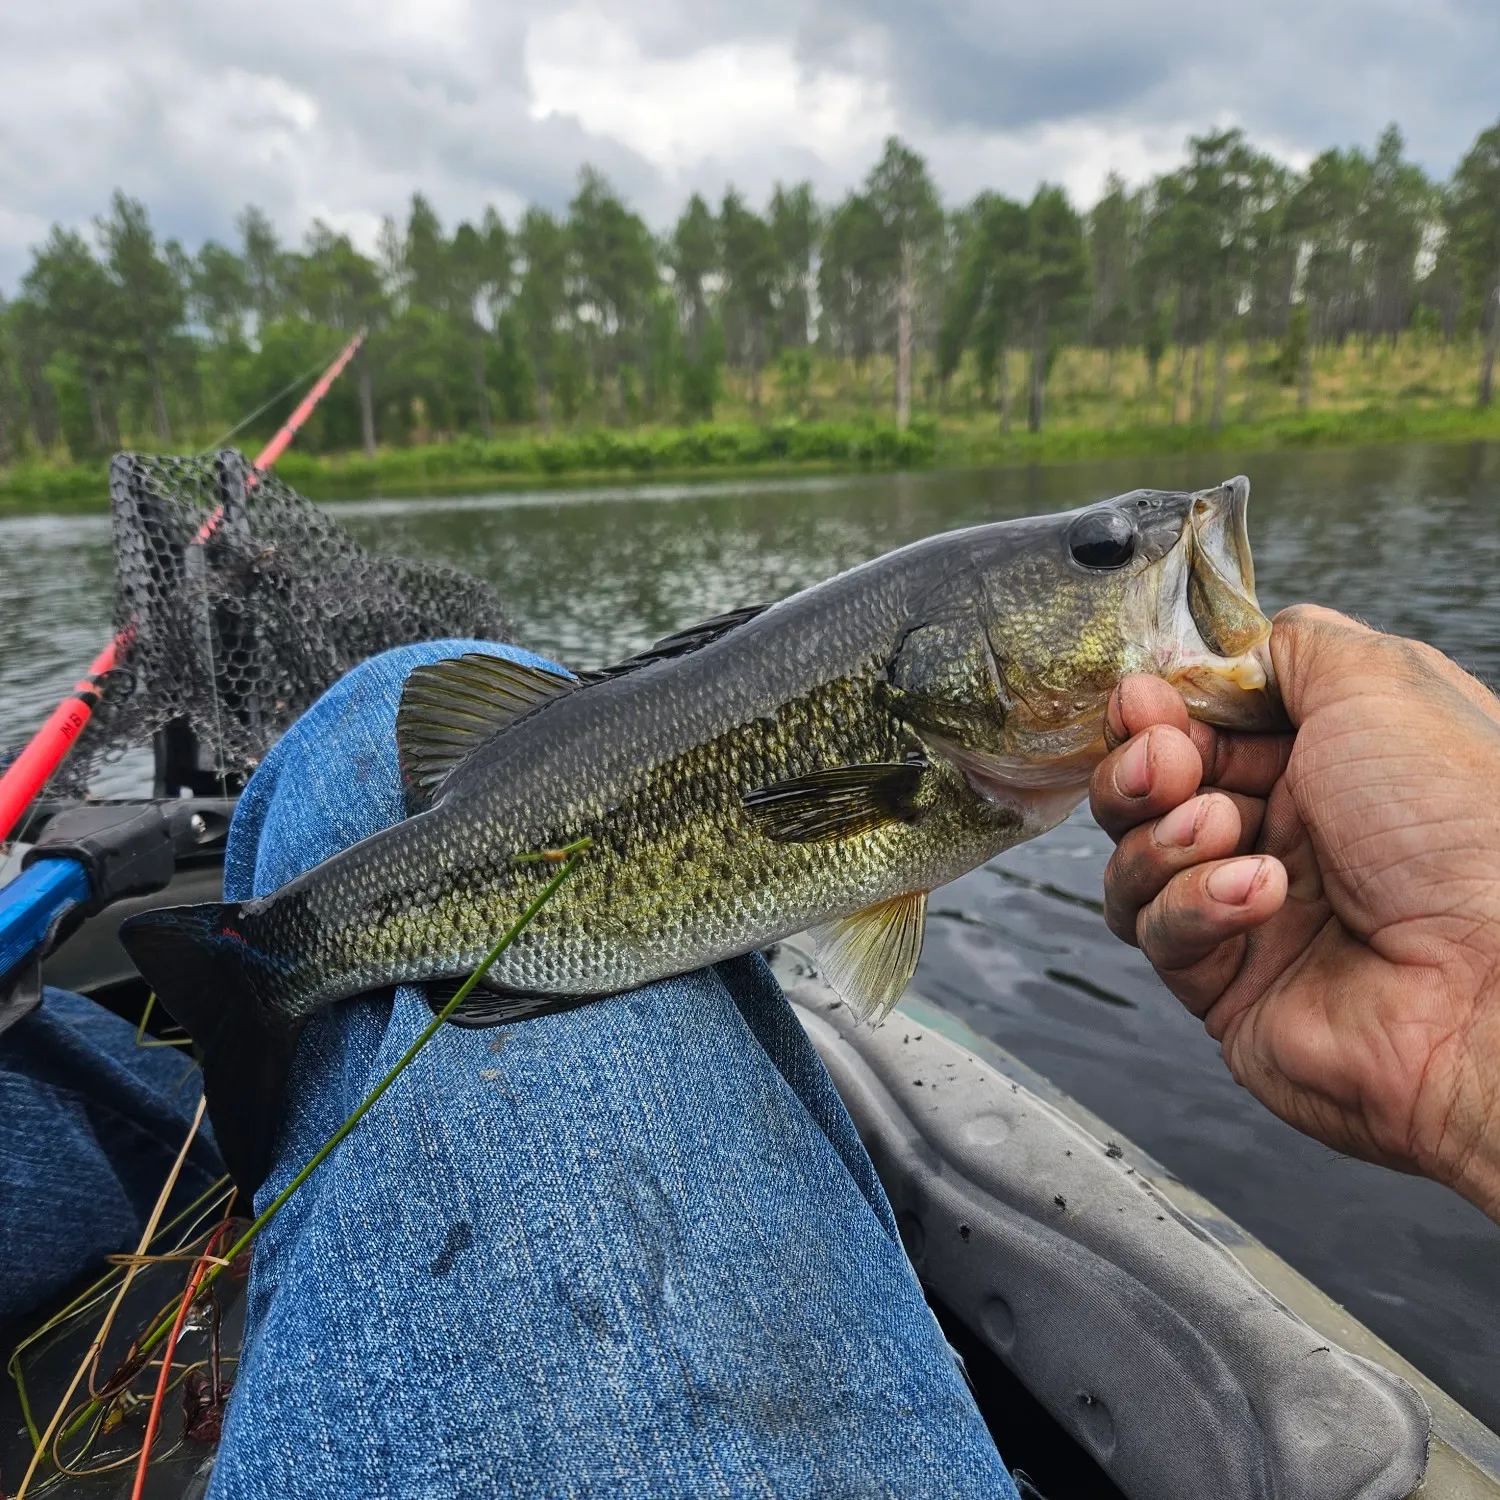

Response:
(1091, 605), (1500, 1221)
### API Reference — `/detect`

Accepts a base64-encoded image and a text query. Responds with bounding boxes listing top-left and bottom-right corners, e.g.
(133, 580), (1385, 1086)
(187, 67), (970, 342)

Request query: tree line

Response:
(1, 118), (1497, 464)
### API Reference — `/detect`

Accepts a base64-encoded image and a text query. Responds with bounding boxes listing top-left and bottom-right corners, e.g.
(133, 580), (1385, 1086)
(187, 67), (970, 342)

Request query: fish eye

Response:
(1068, 510), (1137, 571)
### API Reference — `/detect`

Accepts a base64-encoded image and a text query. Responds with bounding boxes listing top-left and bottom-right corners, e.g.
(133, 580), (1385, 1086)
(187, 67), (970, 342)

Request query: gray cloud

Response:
(2, 0), (1497, 291)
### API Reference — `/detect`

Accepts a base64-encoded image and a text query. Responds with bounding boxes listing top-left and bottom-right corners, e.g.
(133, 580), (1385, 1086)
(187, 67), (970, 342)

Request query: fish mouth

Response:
(1154, 476), (1287, 732)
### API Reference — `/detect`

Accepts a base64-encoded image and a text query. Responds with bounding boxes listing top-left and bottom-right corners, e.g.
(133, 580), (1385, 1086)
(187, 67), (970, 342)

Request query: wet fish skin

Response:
(119, 476), (1280, 1192)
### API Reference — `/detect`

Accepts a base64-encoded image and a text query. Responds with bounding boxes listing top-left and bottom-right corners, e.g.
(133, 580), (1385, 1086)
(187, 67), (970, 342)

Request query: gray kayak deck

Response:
(772, 941), (1500, 1500)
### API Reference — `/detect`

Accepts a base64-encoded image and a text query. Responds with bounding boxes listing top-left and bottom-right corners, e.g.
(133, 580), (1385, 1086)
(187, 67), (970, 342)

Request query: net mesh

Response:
(58, 449), (513, 794)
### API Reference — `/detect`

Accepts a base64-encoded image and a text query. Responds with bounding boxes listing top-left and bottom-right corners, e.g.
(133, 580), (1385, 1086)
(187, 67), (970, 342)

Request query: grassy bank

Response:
(933, 402), (1500, 470)
(0, 420), (941, 512)
(3, 335), (1499, 514)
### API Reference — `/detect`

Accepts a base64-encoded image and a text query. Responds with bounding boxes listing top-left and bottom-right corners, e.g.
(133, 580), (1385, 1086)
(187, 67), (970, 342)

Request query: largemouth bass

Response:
(122, 476), (1283, 1191)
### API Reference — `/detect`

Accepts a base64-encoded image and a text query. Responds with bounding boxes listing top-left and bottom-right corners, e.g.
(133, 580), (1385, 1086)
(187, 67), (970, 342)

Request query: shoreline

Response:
(2, 405), (1497, 514)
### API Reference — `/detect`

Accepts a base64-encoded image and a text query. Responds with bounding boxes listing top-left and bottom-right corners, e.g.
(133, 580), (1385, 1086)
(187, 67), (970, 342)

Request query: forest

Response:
(1, 117), (1498, 474)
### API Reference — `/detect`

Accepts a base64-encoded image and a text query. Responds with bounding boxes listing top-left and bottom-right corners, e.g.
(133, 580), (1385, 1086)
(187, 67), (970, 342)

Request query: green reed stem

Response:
(53, 839), (588, 1450)
(133, 991), (193, 1049)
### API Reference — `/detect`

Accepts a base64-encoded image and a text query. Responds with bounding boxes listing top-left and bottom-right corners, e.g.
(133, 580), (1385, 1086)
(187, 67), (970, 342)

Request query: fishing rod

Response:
(0, 330), (364, 1014)
(0, 330), (364, 844)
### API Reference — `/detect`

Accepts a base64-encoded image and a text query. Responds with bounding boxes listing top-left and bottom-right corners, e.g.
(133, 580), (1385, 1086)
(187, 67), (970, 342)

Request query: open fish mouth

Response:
(1157, 476), (1287, 732)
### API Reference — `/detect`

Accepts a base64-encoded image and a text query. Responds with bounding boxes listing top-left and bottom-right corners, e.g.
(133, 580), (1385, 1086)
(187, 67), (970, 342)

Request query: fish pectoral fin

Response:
(397, 653), (577, 813)
(742, 760), (928, 844)
(422, 976), (598, 1028)
(810, 890), (928, 1023)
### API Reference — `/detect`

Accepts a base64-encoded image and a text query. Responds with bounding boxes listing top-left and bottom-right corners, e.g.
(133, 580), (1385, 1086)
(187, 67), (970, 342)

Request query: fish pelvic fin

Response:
(118, 902), (301, 1196)
(810, 890), (928, 1023)
(397, 653), (578, 813)
(742, 759), (929, 844)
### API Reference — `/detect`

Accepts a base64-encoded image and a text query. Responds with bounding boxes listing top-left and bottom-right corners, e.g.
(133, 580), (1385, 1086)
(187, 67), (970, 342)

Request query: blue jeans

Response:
(0, 991), (224, 1323)
(6, 641), (1018, 1499)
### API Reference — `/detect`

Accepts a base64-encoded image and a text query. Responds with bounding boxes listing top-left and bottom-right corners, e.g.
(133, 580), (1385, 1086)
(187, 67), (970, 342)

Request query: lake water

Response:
(3, 442), (1500, 1429)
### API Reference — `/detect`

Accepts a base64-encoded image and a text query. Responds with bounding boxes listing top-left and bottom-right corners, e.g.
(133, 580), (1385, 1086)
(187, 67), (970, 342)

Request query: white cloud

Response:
(0, 0), (1494, 290)
(526, 11), (896, 184)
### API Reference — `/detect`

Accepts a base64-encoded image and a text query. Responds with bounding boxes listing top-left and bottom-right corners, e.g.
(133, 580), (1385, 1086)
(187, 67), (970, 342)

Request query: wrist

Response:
(1451, 1128), (1500, 1224)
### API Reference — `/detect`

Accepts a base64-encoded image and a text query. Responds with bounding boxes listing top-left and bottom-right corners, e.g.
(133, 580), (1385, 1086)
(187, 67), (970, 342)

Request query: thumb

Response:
(1268, 605), (1385, 729)
(1271, 603), (1500, 731)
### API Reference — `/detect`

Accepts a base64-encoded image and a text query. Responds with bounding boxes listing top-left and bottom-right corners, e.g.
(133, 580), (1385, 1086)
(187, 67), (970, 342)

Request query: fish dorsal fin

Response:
(580, 603), (770, 683)
(397, 652), (577, 812)
(810, 890), (928, 1022)
(742, 760), (928, 844)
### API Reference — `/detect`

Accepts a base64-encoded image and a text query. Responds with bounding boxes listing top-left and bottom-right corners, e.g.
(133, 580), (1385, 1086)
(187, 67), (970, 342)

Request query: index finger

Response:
(1109, 675), (1293, 798)
(1104, 675), (1191, 748)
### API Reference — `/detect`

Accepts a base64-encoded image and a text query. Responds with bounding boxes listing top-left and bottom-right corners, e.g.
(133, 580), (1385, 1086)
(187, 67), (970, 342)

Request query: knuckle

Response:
(1274, 602), (1334, 632)
(1164, 937), (1246, 1019)
(1136, 869), (1217, 971)
(1271, 604), (1367, 704)
(1103, 898), (1140, 946)
(1386, 636), (1437, 684)
(1135, 894), (1189, 970)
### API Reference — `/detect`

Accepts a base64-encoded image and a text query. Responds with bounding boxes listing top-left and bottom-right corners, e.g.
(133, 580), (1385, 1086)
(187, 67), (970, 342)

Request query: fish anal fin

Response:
(742, 760), (927, 844)
(397, 653), (576, 813)
(810, 890), (928, 1023)
(422, 977), (598, 1028)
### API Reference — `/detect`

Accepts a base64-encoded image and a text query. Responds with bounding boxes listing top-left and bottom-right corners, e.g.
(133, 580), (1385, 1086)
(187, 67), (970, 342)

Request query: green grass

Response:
(930, 403), (1500, 470)
(272, 419), (939, 500)
(0, 460), (113, 512)
(0, 419), (939, 512)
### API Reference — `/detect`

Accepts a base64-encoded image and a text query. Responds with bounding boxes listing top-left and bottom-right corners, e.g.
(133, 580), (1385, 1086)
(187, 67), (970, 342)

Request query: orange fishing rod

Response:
(0, 331), (365, 843)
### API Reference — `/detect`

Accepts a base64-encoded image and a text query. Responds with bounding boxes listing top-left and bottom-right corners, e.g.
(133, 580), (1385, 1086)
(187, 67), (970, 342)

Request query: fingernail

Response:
(1205, 859), (1263, 906)
(1114, 734), (1150, 798)
(1154, 799), (1201, 848)
(1103, 691), (1128, 750)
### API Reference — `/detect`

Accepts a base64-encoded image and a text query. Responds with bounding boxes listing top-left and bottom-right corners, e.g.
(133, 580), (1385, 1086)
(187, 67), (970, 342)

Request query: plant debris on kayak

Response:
(121, 475), (1283, 1193)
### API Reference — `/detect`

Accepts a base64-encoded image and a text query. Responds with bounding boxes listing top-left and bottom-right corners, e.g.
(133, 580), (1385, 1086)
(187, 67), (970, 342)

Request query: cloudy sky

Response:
(2, 0), (1496, 289)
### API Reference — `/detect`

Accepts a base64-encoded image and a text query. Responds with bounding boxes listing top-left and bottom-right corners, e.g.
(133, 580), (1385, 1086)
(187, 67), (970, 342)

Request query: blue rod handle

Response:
(0, 859), (91, 982)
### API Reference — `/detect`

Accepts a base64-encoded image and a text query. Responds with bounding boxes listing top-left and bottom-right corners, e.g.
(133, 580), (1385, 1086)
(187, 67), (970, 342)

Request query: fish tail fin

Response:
(119, 902), (300, 1197)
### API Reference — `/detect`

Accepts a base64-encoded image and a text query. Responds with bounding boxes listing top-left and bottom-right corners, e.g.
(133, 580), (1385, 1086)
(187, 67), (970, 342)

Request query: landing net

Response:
(58, 449), (513, 794)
